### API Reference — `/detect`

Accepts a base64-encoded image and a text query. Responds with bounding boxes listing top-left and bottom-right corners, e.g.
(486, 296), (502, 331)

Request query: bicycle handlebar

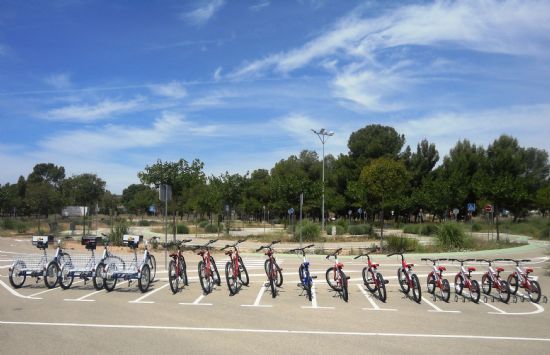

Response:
(421, 258), (447, 264)
(325, 248), (342, 259)
(256, 240), (280, 252)
(447, 258), (476, 265)
(289, 244), (315, 254)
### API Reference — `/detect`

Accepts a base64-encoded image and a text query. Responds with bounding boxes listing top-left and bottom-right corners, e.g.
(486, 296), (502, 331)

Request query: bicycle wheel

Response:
(168, 259), (179, 294)
(210, 256), (221, 286)
(528, 280), (541, 303)
(179, 256), (188, 286)
(376, 272), (387, 303)
(9, 261), (26, 288)
(481, 273), (492, 295)
(498, 280), (510, 303)
(59, 263), (74, 290)
(268, 260), (277, 298)
(326, 267), (341, 291)
(454, 274), (464, 295)
(148, 254), (156, 282)
(441, 279), (450, 302)
(411, 273), (421, 303)
(93, 262), (105, 290)
(426, 272), (436, 294)
(507, 273), (518, 295)
(340, 270), (348, 302)
(225, 261), (238, 296)
(59, 252), (71, 268)
(138, 264), (151, 293)
(299, 265), (312, 301)
(363, 268), (376, 292)
(275, 262), (283, 287)
(44, 261), (59, 289)
(198, 260), (212, 294)
(238, 257), (249, 286)
(470, 280), (480, 303)
(398, 268), (410, 293)
(264, 259), (269, 276)
(104, 262), (118, 292)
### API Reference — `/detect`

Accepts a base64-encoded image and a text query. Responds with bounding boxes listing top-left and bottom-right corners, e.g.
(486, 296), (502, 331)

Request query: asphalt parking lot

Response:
(1, 236), (549, 354)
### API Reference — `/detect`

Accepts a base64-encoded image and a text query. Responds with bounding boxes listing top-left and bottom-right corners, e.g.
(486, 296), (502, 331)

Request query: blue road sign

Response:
(288, 208), (294, 215)
(358, 208), (362, 214)
(467, 203), (476, 212)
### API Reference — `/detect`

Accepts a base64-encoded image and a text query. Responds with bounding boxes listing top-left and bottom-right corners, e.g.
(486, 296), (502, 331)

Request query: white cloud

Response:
(231, 0), (550, 79)
(149, 81), (187, 99)
(250, 0), (270, 12)
(43, 97), (144, 122)
(44, 73), (72, 89)
(213, 66), (223, 81)
(393, 104), (550, 159)
(181, 0), (225, 26)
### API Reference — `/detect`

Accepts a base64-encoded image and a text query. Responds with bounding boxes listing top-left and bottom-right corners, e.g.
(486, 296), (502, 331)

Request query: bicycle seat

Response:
(496, 267), (505, 272)
(371, 263), (379, 268)
(406, 263), (414, 268)
(526, 268), (533, 273)
(169, 253), (178, 258)
(336, 262), (344, 269)
(197, 250), (206, 256)
(225, 250), (233, 256)
(438, 266), (446, 272)
(468, 267), (476, 272)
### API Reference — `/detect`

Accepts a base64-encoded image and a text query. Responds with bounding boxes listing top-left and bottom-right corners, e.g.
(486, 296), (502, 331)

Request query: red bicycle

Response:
(354, 247), (387, 302)
(221, 239), (249, 295)
(423, 258), (450, 302)
(325, 248), (349, 302)
(257, 241), (283, 298)
(167, 239), (192, 294)
(195, 239), (221, 295)
(387, 251), (421, 303)
(448, 258), (480, 303)
(501, 258), (542, 303)
(477, 259), (510, 303)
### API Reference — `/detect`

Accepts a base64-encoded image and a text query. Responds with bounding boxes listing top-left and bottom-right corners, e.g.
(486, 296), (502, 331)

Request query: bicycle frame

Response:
(480, 260), (506, 290)
(423, 258), (446, 289)
(223, 240), (245, 278)
(327, 248), (344, 287)
(169, 239), (192, 277)
(354, 248), (382, 289)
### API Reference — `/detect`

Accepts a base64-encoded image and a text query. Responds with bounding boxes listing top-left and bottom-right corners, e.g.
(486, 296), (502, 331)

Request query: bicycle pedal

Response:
(264, 282), (270, 287)
(297, 283), (303, 287)
(384, 280), (389, 284)
(311, 276), (317, 279)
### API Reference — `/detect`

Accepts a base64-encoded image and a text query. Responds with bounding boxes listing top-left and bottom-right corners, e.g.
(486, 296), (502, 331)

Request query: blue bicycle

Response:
(289, 244), (316, 301)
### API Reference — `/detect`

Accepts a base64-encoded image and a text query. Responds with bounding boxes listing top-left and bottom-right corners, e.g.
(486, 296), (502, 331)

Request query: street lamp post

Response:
(311, 128), (334, 236)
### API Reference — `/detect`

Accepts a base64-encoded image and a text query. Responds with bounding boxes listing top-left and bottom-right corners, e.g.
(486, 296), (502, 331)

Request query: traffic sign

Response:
(484, 204), (493, 213)
(288, 208), (294, 215)
(358, 208), (362, 214)
(467, 203), (476, 212)
(453, 208), (459, 216)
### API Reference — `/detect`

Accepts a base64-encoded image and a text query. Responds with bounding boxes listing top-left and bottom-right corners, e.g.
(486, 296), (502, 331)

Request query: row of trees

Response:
(1, 125), (549, 230)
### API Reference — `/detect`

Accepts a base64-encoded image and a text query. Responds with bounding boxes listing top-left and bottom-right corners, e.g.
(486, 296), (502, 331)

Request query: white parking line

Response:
(64, 290), (103, 302)
(301, 282), (334, 310)
(481, 294), (545, 316)
(357, 284), (396, 311)
(28, 280), (85, 297)
(1, 320), (550, 343)
(129, 283), (170, 304)
(241, 284), (272, 308)
(0, 279), (42, 300)
(423, 296), (461, 313)
(180, 294), (213, 306)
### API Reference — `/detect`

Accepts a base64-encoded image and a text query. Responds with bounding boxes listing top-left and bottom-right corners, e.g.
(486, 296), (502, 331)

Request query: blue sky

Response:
(1, 0), (549, 193)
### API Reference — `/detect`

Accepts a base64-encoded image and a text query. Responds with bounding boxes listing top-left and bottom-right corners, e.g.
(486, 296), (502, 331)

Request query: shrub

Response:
(385, 236), (419, 252)
(403, 224), (420, 234)
(471, 222), (483, 232)
(171, 223), (189, 234)
(419, 224), (438, 236)
(198, 220), (209, 228)
(1, 219), (16, 230)
(109, 219), (128, 246)
(327, 224), (345, 236)
(138, 220), (151, 226)
(335, 219), (348, 230)
(205, 223), (221, 233)
(295, 220), (321, 242)
(539, 226), (550, 240)
(436, 223), (470, 249)
(348, 224), (373, 236)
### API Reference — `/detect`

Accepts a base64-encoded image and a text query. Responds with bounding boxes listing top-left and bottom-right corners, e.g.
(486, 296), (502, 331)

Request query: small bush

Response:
(109, 219), (129, 246)
(198, 220), (209, 228)
(436, 223), (470, 249)
(385, 236), (419, 252)
(419, 224), (438, 236)
(335, 219), (349, 230)
(138, 220), (151, 226)
(1, 219), (16, 230)
(539, 227), (550, 240)
(205, 223), (221, 233)
(171, 223), (189, 234)
(403, 224), (420, 234)
(327, 224), (345, 236)
(348, 224), (373, 236)
(471, 222), (483, 232)
(295, 220), (321, 242)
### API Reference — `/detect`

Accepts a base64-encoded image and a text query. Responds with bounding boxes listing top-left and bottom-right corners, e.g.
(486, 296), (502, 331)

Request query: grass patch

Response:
(348, 224), (373, 236)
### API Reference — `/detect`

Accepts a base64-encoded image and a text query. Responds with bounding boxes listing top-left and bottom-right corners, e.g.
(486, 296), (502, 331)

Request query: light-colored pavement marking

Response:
(28, 280), (85, 297)
(241, 284), (272, 308)
(423, 296), (461, 313)
(301, 282), (334, 310)
(0, 265), (12, 269)
(64, 290), (103, 302)
(180, 293), (213, 306)
(356, 284), (396, 311)
(481, 293), (545, 315)
(129, 283), (170, 304)
(1, 320), (550, 343)
(0, 279), (42, 300)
